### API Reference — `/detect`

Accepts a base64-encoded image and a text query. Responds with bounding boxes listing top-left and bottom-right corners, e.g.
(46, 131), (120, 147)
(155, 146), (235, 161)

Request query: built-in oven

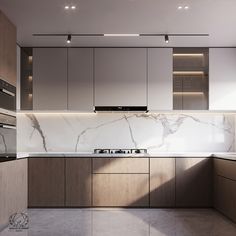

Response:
(0, 78), (16, 111)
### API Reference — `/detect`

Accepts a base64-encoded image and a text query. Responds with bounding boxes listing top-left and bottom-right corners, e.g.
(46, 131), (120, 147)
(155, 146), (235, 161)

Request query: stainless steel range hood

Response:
(94, 106), (148, 113)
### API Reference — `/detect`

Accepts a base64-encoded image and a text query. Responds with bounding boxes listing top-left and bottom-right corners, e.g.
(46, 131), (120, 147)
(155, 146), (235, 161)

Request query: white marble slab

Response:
(17, 113), (235, 153)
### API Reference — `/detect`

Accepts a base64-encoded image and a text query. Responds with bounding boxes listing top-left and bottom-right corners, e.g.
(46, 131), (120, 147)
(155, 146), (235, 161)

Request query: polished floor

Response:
(1, 208), (236, 236)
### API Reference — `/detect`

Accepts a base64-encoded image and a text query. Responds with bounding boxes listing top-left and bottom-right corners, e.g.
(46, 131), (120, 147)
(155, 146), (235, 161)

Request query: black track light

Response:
(67, 34), (72, 44)
(165, 35), (169, 44)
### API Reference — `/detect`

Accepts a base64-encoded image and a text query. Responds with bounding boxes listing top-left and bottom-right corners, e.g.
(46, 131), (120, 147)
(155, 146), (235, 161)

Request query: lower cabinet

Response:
(65, 158), (92, 207)
(150, 158), (175, 207)
(28, 158), (65, 207)
(0, 159), (27, 228)
(176, 158), (213, 207)
(214, 158), (236, 223)
(93, 174), (149, 207)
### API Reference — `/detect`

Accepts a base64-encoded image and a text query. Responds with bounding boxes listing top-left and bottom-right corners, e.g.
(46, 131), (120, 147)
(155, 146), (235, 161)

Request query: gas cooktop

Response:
(94, 149), (147, 154)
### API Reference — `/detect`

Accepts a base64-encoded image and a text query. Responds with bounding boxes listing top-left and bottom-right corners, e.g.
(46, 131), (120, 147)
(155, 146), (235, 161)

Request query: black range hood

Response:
(94, 106), (148, 113)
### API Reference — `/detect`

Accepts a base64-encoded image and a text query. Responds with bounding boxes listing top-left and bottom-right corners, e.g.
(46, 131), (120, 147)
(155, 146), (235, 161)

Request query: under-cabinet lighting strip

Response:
(173, 71), (205, 75)
(173, 92), (204, 95)
(173, 53), (204, 57)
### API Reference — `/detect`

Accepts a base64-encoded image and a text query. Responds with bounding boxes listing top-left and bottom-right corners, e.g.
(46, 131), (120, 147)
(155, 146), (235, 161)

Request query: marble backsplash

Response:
(16, 113), (235, 153)
(0, 127), (16, 154)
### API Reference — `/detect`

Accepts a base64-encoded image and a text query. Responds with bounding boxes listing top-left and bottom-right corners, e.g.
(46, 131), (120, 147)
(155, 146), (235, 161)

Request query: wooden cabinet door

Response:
(0, 159), (27, 227)
(0, 11), (16, 86)
(150, 158), (175, 207)
(68, 48), (94, 111)
(28, 158), (65, 207)
(176, 158), (213, 207)
(93, 174), (149, 207)
(148, 48), (173, 110)
(214, 175), (236, 223)
(65, 158), (92, 207)
(33, 48), (67, 110)
(94, 48), (147, 106)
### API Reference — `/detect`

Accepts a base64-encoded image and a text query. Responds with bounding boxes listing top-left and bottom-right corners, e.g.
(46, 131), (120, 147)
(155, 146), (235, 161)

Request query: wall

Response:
(17, 113), (235, 153)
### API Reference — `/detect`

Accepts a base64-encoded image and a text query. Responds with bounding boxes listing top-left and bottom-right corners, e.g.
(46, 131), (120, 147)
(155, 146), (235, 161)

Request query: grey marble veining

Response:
(1, 208), (236, 236)
(0, 127), (16, 154)
(17, 113), (235, 153)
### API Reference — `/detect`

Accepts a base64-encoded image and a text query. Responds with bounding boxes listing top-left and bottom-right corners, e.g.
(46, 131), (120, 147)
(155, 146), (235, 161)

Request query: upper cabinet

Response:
(0, 11), (16, 86)
(68, 48), (94, 111)
(173, 48), (209, 110)
(148, 48), (173, 110)
(94, 48), (147, 106)
(33, 48), (68, 110)
(209, 48), (236, 110)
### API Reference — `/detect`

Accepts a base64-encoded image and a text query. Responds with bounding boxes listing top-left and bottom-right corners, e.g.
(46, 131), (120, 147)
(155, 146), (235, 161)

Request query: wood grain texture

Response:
(214, 175), (236, 223)
(65, 158), (92, 206)
(28, 158), (65, 207)
(0, 10), (17, 86)
(150, 158), (175, 207)
(176, 158), (213, 207)
(0, 159), (27, 228)
(214, 158), (236, 181)
(92, 158), (149, 174)
(93, 174), (149, 207)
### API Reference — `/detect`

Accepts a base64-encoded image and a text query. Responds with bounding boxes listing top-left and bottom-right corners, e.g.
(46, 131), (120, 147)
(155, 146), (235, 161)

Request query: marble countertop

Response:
(16, 152), (236, 161)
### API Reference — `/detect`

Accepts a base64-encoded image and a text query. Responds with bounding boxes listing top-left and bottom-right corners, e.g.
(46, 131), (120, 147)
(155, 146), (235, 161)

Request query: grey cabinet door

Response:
(94, 48), (147, 106)
(209, 48), (236, 110)
(176, 158), (213, 207)
(68, 48), (93, 111)
(33, 48), (67, 110)
(148, 48), (173, 110)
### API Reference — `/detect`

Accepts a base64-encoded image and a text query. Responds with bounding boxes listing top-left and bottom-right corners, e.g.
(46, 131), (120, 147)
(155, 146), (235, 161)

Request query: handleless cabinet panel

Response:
(0, 159), (27, 228)
(94, 48), (147, 106)
(68, 48), (94, 111)
(148, 48), (173, 110)
(33, 48), (67, 110)
(150, 158), (175, 207)
(92, 158), (149, 174)
(28, 158), (65, 207)
(0, 10), (16, 86)
(176, 158), (213, 207)
(65, 158), (92, 206)
(209, 48), (236, 110)
(214, 158), (236, 180)
(93, 174), (149, 207)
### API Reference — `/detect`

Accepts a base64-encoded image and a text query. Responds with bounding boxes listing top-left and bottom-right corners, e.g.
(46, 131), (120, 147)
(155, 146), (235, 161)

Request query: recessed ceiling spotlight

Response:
(178, 6), (183, 10)
(71, 5), (76, 9)
(64, 5), (69, 10)
(184, 6), (189, 9)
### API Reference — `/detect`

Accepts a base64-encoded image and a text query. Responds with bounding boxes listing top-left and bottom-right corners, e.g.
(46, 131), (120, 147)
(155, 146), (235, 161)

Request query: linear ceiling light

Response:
(173, 53), (204, 57)
(173, 71), (205, 75)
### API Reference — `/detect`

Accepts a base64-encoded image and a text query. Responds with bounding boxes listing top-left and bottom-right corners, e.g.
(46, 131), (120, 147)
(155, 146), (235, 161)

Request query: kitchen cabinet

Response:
(94, 48), (147, 106)
(176, 158), (213, 207)
(65, 158), (92, 207)
(0, 159), (27, 228)
(28, 158), (65, 207)
(214, 158), (236, 222)
(93, 174), (149, 207)
(150, 158), (175, 207)
(173, 48), (209, 110)
(0, 10), (16, 86)
(209, 48), (236, 110)
(33, 48), (67, 110)
(68, 48), (94, 111)
(148, 48), (173, 110)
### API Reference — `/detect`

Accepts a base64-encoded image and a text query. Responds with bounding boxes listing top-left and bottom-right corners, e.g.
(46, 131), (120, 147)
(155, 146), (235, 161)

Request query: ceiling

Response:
(0, 0), (236, 47)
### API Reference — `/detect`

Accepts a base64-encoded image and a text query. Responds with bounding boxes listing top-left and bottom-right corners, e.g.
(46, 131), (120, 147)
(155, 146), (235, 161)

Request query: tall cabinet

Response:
(0, 10), (16, 86)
